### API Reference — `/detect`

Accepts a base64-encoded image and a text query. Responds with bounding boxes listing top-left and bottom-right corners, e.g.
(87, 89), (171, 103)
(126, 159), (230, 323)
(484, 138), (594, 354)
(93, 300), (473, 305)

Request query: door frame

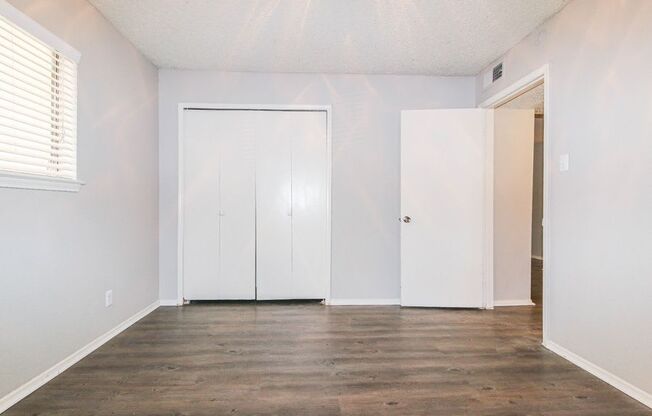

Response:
(479, 64), (550, 341)
(176, 103), (333, 306)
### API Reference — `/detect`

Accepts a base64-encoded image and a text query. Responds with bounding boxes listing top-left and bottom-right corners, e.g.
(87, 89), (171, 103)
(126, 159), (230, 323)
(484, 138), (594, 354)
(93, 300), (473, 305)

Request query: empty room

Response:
(1, 0), (651, 414)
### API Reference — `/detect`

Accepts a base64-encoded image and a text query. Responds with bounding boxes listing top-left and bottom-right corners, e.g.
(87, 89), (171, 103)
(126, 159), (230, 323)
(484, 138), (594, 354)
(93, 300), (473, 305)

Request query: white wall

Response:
(0, 0), (159, 399)
(477, 0), (652, 401)
(532, 118), (544, 259)
(493, 109), (534, 304)
(159, 71), (476, 302)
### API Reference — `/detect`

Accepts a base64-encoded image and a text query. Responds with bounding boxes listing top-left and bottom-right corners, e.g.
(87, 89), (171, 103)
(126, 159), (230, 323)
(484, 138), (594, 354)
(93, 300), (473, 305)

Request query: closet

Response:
(182, 109), (329, 301)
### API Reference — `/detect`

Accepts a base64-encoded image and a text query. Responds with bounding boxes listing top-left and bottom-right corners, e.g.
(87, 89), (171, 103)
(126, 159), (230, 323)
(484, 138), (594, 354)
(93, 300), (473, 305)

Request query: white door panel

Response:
(183, 110), (222, 300)
(400, 109), (487, 308)
(256, 111), (329, 300)
(290, 111), (329, 299)
(217, 112), (257, 299)
(183, 110), (256, 300)
(255, 111), (293, 300)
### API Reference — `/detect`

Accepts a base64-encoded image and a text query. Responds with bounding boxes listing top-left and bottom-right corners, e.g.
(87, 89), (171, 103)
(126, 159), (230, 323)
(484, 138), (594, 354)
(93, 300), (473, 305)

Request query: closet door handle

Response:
(219, 210), (225, 217)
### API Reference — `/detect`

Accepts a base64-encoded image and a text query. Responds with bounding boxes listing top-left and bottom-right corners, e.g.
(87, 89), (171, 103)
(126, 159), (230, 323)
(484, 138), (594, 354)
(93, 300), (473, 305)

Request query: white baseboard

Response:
(494, 299), (535, 307)
(159, 299), (180, 306)
(544, 340), (652, 409)
(327, 298), (401, 306)
(0, 300), (160, 414)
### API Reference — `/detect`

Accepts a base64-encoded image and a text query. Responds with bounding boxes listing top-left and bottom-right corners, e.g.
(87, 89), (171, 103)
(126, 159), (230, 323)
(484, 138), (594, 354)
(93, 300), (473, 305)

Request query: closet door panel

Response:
(255, 111), (293, 300)
(291, 112), (329, 298)
(183, 110), (221, 300)
(216, 112), (256, 299)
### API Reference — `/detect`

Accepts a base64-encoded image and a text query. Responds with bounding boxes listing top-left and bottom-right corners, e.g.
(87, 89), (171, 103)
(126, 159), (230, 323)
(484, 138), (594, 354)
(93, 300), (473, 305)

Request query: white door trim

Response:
(177, 103), (333, 306)
(479, 65), (551, 342)
(483, 110), (495, 309)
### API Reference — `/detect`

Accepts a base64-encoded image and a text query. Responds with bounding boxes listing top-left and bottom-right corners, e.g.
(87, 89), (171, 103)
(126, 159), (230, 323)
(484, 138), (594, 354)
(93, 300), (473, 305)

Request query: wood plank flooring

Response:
(7, 264), (651, 415)
(531, 257), (543, 305)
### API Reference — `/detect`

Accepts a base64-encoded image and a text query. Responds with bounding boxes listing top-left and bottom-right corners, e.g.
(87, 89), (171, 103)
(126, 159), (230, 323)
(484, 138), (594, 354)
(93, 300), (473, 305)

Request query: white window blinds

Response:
(0, 13), (78, 180)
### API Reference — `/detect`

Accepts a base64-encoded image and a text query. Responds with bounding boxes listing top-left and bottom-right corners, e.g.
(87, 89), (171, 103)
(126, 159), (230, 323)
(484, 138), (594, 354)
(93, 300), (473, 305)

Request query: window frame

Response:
(0, 1), (83, 192)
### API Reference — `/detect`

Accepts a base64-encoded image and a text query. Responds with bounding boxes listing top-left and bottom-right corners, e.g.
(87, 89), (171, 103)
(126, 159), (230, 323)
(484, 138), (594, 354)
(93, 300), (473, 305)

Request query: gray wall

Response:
(0, 0), (159, 398)
(158, 71), (476, 302)
(532, 119), (544, 259)
(477, 0), (652, 397)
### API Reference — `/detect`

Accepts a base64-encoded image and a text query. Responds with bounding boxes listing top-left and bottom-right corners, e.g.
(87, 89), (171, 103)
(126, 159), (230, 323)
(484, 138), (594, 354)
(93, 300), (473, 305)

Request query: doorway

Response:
(177, 105), (332, 305)
(497, 85), (545, 308)
(480, 65), (550, 341)
(492, 83), (545, 308)
(399, 67), (549, 316)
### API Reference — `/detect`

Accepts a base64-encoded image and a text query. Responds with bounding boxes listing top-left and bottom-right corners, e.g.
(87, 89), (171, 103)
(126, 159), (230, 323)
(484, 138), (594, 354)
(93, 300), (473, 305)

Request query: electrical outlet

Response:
(105, 290), (113, 307)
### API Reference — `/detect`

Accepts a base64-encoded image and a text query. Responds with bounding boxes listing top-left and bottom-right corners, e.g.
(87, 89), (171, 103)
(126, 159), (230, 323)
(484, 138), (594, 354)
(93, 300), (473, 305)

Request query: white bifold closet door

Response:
(183, 110), (256, 300)
(256, 111), (329, 300)
(182, 109), (328, 301)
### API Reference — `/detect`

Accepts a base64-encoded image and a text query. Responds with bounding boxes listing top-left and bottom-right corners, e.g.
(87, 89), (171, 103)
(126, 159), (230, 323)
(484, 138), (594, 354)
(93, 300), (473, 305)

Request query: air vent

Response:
(492, 62), (503, 82)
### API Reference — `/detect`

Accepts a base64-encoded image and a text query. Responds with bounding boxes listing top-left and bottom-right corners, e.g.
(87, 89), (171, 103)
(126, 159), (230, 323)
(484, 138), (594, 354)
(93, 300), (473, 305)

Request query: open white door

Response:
(400, 109), (489, 308)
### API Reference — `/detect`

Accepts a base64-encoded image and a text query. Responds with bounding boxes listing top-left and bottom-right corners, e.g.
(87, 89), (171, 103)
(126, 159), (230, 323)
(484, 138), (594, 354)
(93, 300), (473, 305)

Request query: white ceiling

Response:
(501, 83), (544, 114)
(89, 0), (568, 75)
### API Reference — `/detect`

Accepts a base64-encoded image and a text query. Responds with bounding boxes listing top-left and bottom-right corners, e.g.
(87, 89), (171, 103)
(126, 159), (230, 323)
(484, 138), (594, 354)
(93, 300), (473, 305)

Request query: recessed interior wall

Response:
(158, 71), (476, 303)
(493, 109), (535, 304)
(0, 0), (159, 399)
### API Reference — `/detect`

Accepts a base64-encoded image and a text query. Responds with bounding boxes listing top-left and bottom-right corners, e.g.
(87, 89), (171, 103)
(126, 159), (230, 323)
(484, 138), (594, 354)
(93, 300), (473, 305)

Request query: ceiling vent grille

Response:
(483, 61), (504, 90)
(492, 62), (503, 82)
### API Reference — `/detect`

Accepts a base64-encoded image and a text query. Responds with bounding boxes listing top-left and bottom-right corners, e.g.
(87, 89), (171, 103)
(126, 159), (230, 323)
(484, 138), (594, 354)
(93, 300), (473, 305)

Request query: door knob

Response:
(402, 216), (411, 223)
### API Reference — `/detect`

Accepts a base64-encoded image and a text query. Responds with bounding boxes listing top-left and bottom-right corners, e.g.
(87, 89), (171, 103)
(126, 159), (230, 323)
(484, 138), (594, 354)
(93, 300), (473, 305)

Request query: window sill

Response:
(0, 172), (85, 192)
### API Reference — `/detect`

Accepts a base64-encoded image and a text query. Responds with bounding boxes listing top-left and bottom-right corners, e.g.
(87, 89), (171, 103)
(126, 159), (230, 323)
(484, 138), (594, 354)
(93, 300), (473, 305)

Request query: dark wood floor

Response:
(531, 257), (543, 306)
(8, 262), (650, 415)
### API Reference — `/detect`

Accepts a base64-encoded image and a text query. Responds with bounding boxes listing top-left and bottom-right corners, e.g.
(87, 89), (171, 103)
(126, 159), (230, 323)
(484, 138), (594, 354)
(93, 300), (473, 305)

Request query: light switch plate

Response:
(559, 153), (570, 172)
(105, 290), (113, 307)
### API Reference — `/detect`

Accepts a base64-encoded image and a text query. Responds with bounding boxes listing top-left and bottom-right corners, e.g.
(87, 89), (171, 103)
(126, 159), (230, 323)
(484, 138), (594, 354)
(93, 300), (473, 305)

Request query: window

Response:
(0, 2), (81, 191)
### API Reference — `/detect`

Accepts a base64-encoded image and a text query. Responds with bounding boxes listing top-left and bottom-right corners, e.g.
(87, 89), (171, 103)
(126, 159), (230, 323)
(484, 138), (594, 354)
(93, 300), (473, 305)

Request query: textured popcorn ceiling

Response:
(89, 0), (568, 75)
(501, 83), (545, 114)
